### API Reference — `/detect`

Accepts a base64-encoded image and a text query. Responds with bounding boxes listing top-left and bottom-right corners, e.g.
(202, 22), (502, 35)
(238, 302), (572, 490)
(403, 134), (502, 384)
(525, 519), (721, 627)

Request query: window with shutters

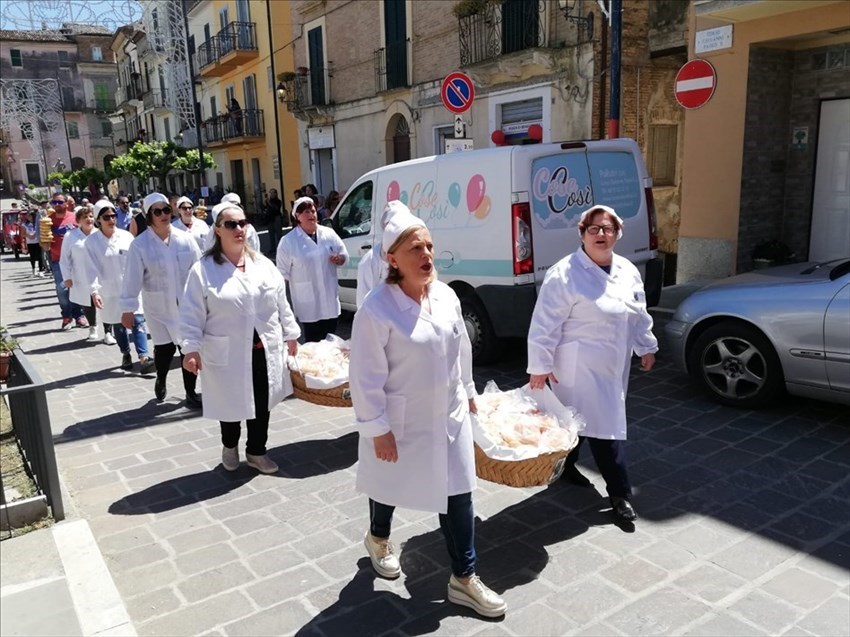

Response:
(307, 26), (326, 105)
(647, 124), (678, 186)
(67, 121), (80, 139)
(10, 49), (22, 67)
(383, 0), (408, 90)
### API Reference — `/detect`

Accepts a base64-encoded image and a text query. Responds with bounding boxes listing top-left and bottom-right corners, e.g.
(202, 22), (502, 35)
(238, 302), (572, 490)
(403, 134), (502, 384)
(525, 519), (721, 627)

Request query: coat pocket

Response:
(386, 395), (406, 442)
(553, 341), (579, 387)
(202, 335), (230, 367)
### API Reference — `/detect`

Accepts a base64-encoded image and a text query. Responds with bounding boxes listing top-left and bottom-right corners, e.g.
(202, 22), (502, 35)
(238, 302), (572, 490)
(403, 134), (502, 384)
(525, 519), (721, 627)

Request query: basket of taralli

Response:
(288, 335), (352, 408)
(471, 381), (584, 487)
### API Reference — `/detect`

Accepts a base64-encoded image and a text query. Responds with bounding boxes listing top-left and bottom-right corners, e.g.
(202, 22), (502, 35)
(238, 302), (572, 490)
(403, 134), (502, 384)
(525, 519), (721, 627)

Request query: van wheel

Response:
(461, 295), (498, 364)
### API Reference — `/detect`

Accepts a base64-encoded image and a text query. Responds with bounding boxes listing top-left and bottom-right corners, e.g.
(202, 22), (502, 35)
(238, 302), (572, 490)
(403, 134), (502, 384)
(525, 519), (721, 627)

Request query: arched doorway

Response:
(387, 114), (410, 164)
(71, 156), (86, 171)
(103, 154), (115, 171)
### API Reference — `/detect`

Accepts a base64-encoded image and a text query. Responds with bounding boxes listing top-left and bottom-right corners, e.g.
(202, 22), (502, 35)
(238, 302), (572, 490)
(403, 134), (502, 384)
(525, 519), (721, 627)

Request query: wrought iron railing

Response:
(196, 37), (219, 70)
(458, 0), (545, 66)
(143, 89), (167, 110)
(374, 39), (411, 93)
(218, 21), (257, 57)
(201, 108), (264, 144)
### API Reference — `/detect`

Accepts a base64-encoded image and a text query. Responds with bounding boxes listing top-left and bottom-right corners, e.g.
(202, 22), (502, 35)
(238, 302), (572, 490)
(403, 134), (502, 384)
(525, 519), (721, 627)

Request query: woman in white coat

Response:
(86, 200), (154, 373)
(276, 196), (348, 342)
(172, 196), (208, 251)
(121, 193), (203, 407)
(527, 205), (658, 523)
(181, 204), (301, 474)
(59, 206), (103, 343)
(349, 201), (506, 619)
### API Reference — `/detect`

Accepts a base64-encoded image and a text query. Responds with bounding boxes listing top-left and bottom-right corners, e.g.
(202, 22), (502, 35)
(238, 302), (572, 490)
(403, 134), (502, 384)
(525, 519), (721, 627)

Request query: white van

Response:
(330, 138), (662, 362)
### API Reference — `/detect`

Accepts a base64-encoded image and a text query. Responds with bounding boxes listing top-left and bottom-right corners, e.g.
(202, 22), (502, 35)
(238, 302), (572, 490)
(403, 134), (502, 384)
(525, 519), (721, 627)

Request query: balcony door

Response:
(384, 0), (407, 90)
(307, 26), (326, 106)
(242, 75), (257, 135)
(236, 0), (251, 49)
(502, 0), (539, 55)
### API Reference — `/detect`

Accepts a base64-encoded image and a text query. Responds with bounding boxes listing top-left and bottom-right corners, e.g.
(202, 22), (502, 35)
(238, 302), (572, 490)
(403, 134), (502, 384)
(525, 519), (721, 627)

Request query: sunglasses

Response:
(150, 206), (172, 217)
(100, 213), (117, 220)
(51, 200), (65, 205)
(221, 219), (249, 230)
(179, 205), (193, 210)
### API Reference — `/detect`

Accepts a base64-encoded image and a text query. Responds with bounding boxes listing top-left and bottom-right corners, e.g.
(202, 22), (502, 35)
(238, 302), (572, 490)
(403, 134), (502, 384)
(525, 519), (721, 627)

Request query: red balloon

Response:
(528, 124), (543, 141)
(491, 130), (506, 146)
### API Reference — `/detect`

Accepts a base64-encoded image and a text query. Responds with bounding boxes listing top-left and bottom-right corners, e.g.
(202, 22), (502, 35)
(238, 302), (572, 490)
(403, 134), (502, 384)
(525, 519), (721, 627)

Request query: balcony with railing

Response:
(87, 97), (117, 112)
(196, 21), (257, 77)
(143, 89), (168, 111)
(458, 0), (545, 66)
(201, 109), (264, 146)
(374, 39), (411, 93)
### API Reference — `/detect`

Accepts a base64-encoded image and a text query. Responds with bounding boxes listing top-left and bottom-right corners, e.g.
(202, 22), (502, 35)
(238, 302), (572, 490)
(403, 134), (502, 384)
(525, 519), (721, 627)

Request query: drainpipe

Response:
(266, 0), (285, 216)
(607, 0), (622, 139)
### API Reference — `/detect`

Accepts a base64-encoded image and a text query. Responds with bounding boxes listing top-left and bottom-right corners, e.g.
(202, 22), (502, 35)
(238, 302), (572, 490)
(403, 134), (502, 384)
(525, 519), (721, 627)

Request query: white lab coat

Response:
(349, 280), (476, 514)
(85, 228), (142, 324)
(120, 227), (201, 345)
(526, 249), (658, 440)
(356, 247), (389, 309)
(180, 254), (301, 421)
(59, 227), (94, 307)
(276, 225), (349, 323)
(203, 222), (260, 253)
(173, 218), (208, 252)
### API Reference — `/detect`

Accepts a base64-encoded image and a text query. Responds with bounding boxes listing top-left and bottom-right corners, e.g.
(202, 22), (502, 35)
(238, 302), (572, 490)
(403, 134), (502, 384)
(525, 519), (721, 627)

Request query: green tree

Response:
(109, 140), (184, 192)
(47, 171), (73, 192)
(172, 148), (217, 175)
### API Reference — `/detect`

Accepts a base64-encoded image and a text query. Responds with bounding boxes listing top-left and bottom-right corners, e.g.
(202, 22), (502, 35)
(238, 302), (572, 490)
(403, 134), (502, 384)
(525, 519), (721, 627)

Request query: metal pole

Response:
(267, 0), (284, 204)
(182, 0), (205, 190)
(607, 0), (622, 139)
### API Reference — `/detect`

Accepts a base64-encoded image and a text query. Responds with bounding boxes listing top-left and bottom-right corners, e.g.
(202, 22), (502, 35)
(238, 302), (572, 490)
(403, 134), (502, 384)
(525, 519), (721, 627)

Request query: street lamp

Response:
(558, 0), (594, 42)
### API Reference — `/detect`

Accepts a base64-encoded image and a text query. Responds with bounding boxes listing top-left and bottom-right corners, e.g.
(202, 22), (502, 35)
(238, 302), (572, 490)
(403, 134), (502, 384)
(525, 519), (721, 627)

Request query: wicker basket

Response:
(290, 370), (352, 408)
(473, 442), (568, 487)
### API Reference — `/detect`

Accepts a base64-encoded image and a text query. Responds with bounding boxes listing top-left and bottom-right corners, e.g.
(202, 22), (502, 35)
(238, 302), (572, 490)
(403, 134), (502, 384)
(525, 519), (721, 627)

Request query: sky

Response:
(0, 0), (143, 33)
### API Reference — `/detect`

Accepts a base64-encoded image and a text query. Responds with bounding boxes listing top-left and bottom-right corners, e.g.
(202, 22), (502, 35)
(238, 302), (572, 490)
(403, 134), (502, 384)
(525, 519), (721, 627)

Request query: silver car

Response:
(665, 259), (850, 408)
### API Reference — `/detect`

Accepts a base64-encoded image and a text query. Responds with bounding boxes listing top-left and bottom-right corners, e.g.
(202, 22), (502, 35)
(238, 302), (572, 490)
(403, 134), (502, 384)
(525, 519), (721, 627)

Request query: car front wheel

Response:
(688, 321), (784, 408)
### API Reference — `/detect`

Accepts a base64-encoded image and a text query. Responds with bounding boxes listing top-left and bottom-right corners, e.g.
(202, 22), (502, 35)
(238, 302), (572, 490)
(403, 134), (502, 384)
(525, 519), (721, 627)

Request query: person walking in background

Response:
(60, 205), (106, 343)
(172, 196), (207, 251)
(121, 193), (202, 407)
(317, 190), (339, 221)
(22, 211), (45, 277)
(264, 188), (284, 254)
(44, 194), (88, 331)
(181, 204), (301, 475)
(276, 196), (348, 342)
(349, 201), (506, 618)
(87, 200), (155, 373)
(527, 205), (657, 523)
(115, 196), (133, 231)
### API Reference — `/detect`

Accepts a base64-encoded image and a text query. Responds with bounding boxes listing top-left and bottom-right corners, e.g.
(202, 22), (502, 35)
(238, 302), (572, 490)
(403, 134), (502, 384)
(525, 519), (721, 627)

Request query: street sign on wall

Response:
(675, 59), (717, 110)
(441, 72), (475, 114)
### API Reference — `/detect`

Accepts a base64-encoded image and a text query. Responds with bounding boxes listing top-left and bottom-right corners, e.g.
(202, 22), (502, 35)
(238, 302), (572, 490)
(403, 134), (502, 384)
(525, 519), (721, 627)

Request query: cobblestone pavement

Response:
(2, 253), (849, 637)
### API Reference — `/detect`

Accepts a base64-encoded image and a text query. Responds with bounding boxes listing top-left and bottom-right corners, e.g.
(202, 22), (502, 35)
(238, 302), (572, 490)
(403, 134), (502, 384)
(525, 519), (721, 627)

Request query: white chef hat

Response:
(291, 196), (315, 219)
(175, 196), (193, 209)
(578, 204), (624, 240)
(210, 201), (241, 223)
(222, 192), (241, 205)
(143, 192), (169, 214)
(381, 200), (426, 259)
(93, 199), (115, 218)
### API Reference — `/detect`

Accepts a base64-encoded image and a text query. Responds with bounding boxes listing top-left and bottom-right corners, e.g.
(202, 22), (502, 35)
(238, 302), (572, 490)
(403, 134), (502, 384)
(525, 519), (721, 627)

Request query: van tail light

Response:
(512, 202), (534, 275)
(644, 187), (659, 251)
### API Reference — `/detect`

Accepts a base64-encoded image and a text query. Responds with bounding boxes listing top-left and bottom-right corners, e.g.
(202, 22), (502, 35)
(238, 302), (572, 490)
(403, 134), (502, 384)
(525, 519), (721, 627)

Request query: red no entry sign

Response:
(675, 59), (717, 110)
(441, 72), (475, 114)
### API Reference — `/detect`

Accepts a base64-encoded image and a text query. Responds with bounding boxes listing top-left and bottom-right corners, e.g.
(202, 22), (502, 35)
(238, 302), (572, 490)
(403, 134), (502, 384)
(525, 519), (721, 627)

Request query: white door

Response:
(810, 99), (850, 262)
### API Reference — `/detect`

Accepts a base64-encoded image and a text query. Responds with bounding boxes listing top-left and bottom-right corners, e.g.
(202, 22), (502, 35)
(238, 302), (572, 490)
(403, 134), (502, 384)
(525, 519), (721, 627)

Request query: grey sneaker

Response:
(364, 532), (401, 579)
(222, 446), (239, 471)
(447, 574), (507, 618)
(246, 453), (279, 474)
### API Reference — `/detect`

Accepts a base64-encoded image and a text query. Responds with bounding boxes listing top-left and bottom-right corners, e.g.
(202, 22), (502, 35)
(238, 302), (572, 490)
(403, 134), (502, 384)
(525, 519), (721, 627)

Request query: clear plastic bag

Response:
(288, 334), (350, 389)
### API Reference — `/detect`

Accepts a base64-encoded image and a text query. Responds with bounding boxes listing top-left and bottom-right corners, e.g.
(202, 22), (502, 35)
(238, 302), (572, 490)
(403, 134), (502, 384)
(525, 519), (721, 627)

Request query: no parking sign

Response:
(441, 72), (475, 114)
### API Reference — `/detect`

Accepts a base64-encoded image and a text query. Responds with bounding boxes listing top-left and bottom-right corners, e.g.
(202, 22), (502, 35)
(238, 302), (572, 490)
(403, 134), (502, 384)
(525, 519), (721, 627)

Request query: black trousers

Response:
(83, 304), (97, 327)
(153, 343), (197, 395)
(567, 436), (631, 499)
(28, 244), (44, 271)
(302, 317), (338, 343)
(220, 346), (270, 455)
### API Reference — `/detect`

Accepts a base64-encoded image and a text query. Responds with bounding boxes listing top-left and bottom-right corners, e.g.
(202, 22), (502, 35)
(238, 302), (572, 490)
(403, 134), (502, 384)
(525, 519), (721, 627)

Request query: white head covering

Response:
(93, 200), (115, 218)
(291, 196), (315, 219)
(210, 201), (241, 223)
(578, 204), (624, 239)
(381, 200), (426, 259)
(222, 192), (241, 205)
(175, 196), (193, 209)
(143, 192), (169, 214)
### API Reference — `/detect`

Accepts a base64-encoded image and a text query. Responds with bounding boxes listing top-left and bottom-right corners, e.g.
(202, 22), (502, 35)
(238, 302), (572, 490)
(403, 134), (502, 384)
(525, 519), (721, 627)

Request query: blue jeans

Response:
(111, 314), (148, 358)
(50, 260), (83, 320)
(369, 492), (476, 578)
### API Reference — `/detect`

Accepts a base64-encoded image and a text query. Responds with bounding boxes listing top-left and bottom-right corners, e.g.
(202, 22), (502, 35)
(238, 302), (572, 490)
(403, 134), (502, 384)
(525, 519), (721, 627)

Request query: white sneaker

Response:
(222, 446), (239, 471)
(364, 532), (401, 579)
(246, 453), (279, 474)
(85, 327), (100, 342)
(447, 574), (507, 618)
(103, 332), (117, 345)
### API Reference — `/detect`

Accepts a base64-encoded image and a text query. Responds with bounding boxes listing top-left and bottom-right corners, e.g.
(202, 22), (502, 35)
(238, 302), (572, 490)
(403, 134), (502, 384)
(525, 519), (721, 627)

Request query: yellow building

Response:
(186, 0), (300, 219)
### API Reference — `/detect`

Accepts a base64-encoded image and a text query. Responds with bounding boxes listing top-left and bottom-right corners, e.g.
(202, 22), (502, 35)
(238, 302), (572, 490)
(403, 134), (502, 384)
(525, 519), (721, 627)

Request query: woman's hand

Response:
(329, 254), (345, 266)
(287, 339), (298, 357)
(468, 398), (478, 415)
(92, 293), (103, 309)
(183, 352), (202, 375)
(373, 431), (398, 463)
(64, 279), (73, 289)
(529, 373), (558, 390)
(121, 312), (134, 329)
(640, 352), (655, 372)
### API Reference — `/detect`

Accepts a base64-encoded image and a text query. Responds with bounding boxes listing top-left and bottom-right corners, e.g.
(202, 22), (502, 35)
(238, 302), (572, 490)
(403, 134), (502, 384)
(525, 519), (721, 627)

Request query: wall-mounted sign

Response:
(308, 126), (335, 150)
(695, 25), (733, 54)
(675, 59), (717, 110)
(445, 139), (474, 153)
(441, 71), (475, 114)
(792, 126), (808, 150)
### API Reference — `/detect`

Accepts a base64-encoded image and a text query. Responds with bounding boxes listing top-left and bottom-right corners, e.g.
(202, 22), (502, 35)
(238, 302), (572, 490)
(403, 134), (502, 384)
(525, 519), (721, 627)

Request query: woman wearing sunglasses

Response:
(180, 204), (301, 474)
(121, 192), (203, 408)
(527, 205), (657, 523)
(172, 196), (207, 251)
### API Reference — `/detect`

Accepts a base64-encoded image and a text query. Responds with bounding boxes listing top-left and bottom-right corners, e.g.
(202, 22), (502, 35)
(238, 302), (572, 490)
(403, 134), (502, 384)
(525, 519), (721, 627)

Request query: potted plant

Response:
(0, 326), (20, 383)
(752, 240), (794, 269)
